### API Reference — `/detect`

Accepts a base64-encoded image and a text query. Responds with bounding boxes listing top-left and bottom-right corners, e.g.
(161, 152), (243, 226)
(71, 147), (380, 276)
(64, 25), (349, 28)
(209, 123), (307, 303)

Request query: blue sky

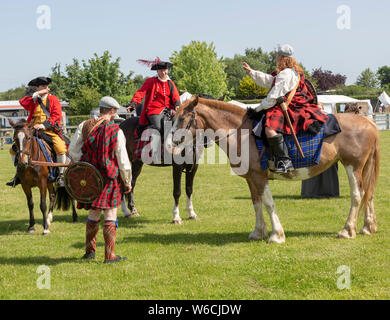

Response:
(0, 0), (389, 91)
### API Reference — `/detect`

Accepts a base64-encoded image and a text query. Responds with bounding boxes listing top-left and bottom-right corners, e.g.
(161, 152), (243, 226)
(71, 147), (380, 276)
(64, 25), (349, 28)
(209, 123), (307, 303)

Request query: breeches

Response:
(147, 113), (163, 132)
(44, 131), (67, 155)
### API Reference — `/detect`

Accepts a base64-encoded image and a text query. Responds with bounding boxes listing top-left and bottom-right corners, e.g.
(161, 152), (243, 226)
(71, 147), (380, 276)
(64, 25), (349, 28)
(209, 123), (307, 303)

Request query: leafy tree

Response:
(311, 68), (346, 91)
(377, 66), (390, 88)
(68, 85), (101, 115)
(224, 48), (274, 96)
(237, 75), (269, 99)
(49, 51), (143, 113)
(0, 85), (26, 100)
(170, 41), (228, 98)
(356, 68), (379, 88)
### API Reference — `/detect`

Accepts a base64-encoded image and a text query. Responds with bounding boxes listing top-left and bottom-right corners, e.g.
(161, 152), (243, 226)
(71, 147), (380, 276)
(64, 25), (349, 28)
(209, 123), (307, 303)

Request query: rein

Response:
(173, 104), (248, 173)
(182, 105), (249, 145)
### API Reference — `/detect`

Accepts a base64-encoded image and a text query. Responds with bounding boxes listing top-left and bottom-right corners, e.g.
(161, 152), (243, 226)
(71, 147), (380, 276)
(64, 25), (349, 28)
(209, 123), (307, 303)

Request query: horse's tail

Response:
(55, 186), (72, 211)
(360, 129), (380, 210)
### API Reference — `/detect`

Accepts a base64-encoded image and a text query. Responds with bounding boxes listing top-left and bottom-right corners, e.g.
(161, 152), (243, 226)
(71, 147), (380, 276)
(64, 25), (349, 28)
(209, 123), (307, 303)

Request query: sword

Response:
(276, 97), (305, 158)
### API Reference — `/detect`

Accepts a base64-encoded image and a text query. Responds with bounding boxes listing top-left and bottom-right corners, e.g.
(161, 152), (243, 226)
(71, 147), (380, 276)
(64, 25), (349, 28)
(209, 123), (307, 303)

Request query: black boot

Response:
(6, 174), (20, 187)
(267, 134), (294, 173)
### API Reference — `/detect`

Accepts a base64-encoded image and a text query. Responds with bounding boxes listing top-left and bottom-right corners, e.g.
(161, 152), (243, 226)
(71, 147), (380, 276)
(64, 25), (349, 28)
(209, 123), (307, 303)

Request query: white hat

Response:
(99, 96), (121, 109)
(276, 44), (294, 57)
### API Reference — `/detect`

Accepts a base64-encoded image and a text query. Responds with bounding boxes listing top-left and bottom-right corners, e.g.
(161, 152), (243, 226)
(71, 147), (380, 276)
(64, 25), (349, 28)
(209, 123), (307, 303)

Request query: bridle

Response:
(14, 127), (36, 165)
(171, 104), (249, 173)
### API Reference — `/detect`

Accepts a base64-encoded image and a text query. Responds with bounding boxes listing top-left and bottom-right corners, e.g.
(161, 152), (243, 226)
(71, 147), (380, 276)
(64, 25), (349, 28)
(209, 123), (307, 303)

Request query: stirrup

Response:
(271, 159), (294, 173)
(56, 173), (65, 187)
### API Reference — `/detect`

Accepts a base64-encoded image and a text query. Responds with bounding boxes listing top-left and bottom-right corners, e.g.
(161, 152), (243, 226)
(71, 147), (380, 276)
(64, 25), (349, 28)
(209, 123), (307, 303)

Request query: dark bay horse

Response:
(9, 119), (77, 234)
(171, 97), (380, 243)
(119, 116), (200, 224)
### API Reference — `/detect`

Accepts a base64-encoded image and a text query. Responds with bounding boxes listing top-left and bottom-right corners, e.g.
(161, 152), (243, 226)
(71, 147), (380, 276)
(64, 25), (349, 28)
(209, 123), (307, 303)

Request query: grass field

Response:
(0, 131), (389, 300)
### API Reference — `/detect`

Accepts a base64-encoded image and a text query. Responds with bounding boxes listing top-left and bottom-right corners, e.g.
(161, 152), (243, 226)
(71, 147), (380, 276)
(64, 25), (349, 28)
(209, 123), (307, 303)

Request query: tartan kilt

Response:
(265, 103), (328, 135)
(77, 176), (122, 210)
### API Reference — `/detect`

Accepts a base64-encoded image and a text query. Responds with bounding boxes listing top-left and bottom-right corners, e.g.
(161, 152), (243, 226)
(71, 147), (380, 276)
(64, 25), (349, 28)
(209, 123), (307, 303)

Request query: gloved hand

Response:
(126, 101), (137, 112)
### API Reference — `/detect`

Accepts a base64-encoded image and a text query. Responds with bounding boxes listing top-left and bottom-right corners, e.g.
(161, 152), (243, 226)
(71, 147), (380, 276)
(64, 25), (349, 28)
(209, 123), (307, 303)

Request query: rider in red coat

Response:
(127, 58), (181, 131)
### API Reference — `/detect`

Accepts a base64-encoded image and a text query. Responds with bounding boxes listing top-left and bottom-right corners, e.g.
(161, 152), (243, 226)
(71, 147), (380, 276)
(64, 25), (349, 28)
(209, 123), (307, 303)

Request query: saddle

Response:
(133, 108), (175, 162)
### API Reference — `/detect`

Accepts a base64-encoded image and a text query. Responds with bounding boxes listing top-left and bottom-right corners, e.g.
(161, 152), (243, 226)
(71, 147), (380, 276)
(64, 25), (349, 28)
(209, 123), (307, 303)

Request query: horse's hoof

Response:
(359, 227), (372, 236)
(42, 230), (51, 235)
(188, 215), (199, 221)
(268, 232), (285, 244)
(172, 219), (183, 225)
(359, 225), (377, 236)
(337, 228), (356, 239)
(27, 227), (36, 234)
(249, 229), (268, 241)
(131, 208), (140, 217)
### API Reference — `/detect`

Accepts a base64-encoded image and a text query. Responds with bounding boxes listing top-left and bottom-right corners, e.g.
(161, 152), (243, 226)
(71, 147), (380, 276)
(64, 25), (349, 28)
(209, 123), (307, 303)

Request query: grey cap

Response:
(99, 96), (121, 109)
(276, 44), (294, 57)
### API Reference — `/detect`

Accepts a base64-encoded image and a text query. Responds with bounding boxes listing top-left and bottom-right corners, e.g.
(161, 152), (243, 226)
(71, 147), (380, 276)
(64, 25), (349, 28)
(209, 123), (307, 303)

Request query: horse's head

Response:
(9, 119), (33, 166)
(170, 97), (201, 154)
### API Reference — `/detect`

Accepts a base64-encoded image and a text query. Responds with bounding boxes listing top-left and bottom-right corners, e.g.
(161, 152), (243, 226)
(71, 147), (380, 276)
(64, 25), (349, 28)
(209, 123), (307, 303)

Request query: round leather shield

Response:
(64, 162), (104, 204)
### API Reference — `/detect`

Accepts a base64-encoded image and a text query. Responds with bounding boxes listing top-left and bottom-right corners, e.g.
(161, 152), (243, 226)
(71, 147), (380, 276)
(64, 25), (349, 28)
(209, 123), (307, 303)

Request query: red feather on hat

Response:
(136, 57), (161, 68)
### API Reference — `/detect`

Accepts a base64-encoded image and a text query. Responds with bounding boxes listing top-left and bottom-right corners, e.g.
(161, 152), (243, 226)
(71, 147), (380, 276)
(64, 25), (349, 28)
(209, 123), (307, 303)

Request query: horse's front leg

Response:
(39, 180), (50, 235)
(185, 164), (199, 220)
(47, 182), (55, 227)
(172, 163), (183, 224)
(124, 159), (143, 218)
(261, 183), (285, 244)
(246, 178), (268, 241)
(22, 184), (35, 233)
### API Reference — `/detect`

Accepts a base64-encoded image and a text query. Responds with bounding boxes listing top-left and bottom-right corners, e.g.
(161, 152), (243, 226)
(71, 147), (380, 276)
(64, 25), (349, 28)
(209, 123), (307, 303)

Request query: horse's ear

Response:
(8, 119), (15, 128)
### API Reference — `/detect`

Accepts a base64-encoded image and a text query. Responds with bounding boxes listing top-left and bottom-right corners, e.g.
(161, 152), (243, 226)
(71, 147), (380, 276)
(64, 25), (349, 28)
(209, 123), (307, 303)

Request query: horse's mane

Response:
(13, 119), (28, 130)
(177, 97), (247, 117)
(197, 97), (247, 116)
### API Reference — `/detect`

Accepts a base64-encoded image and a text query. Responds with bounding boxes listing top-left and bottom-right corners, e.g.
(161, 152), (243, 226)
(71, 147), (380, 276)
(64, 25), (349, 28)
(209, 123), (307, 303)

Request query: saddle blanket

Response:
(253, 122), (325, 171)
(253, 113), (341, 171)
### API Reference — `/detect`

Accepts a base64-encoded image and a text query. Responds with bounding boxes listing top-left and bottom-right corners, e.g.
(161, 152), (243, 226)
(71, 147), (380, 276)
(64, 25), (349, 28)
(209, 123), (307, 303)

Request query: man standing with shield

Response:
(73, 97), (132, 264)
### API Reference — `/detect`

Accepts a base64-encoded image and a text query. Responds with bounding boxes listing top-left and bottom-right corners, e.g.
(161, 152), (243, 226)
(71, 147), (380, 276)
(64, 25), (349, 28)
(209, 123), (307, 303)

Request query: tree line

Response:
(1, 41), (390, 114)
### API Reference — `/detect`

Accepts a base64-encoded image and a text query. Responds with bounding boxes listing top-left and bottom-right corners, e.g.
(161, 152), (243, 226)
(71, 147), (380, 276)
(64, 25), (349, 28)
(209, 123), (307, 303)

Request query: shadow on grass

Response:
(234, 195), (349, 200)
(0, 256), (79, 266)
(117, 230), (336, 246)
(0, 214), (80, 235)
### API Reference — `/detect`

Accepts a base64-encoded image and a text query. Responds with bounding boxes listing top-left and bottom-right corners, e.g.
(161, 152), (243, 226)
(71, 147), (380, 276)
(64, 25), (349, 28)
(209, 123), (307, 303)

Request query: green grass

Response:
(0, 132), (389, 300)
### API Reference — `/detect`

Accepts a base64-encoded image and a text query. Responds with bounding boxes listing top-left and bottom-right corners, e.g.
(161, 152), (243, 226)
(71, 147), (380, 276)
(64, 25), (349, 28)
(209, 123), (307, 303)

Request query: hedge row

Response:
(67, 115), (90, 126)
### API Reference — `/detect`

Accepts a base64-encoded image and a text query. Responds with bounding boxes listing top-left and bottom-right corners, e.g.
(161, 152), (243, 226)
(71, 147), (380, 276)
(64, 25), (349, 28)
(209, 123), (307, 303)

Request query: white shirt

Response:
(68, 120), (132, 187)
(249, 68), (299, 112)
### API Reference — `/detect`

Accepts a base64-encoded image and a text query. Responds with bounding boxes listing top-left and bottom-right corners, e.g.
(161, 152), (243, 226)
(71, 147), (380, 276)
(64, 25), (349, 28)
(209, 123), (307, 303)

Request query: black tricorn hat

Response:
(28, 77), (52, 87)
(151, 61), (173, 71)
(137, 57), (173, 71)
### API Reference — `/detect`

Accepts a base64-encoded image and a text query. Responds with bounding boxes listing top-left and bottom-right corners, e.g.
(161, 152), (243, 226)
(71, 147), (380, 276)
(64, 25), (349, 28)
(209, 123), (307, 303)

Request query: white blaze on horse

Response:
(171, 97), (380, 243)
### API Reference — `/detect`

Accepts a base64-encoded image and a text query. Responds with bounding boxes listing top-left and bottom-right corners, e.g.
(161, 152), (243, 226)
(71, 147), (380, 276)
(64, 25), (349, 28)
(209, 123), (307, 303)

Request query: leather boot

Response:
(6, 154), (20, 187)
(6, 174), (20, 187)
(56, 154), (67, 187)
(267, 134), (294, 173)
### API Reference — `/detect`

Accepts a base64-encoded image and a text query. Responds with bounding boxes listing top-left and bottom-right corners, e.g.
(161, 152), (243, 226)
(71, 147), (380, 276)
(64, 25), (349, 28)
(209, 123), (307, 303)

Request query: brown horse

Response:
(9, 119), (77, 234)
(171, 97), (380, 243)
